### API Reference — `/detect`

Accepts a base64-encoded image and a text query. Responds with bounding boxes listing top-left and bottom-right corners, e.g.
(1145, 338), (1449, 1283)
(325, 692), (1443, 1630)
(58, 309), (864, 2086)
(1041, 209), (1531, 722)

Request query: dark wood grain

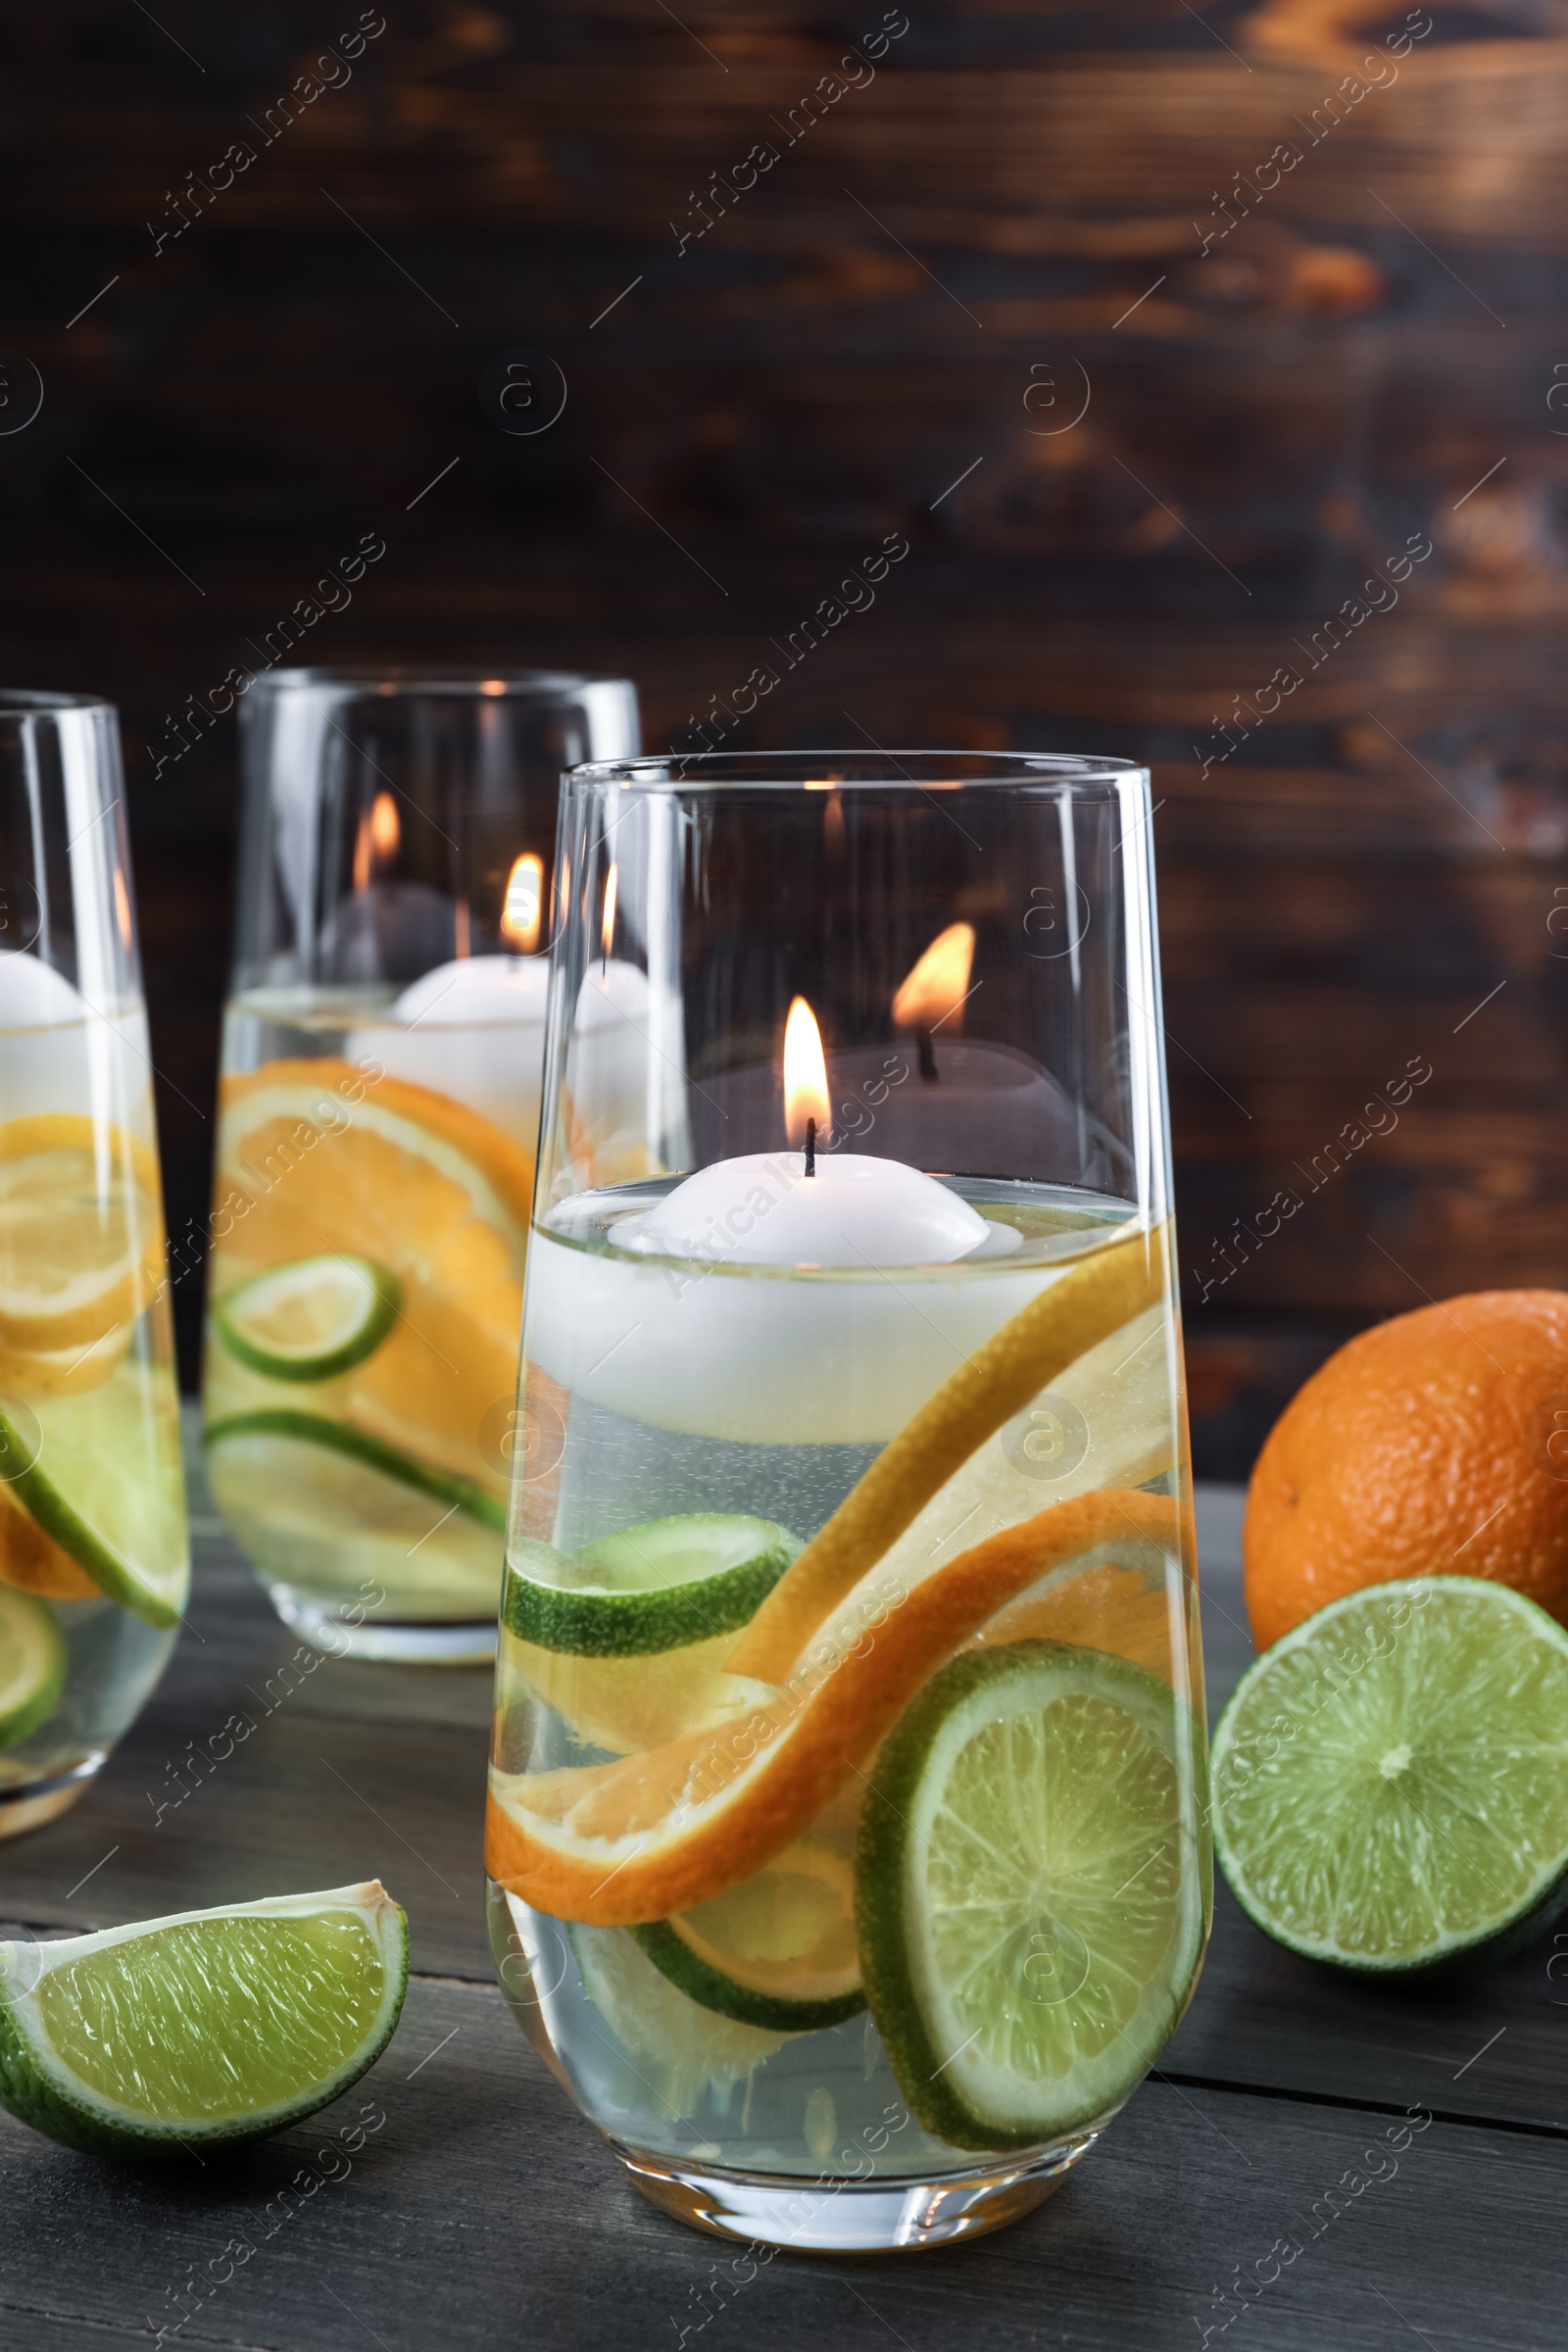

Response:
(0, 2), (1563, 1472)
(7, 1972), (1568, 2352)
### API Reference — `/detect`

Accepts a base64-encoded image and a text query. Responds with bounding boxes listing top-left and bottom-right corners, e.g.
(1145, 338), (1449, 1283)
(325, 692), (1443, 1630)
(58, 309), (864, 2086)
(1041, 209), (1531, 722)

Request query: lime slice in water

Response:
(857, 1640), (1205, 2152)
(0, 1587), (65, 1748)
(214, 1254), (400, 1382)
(0, 1882), (408, 2154)
(569, 1920), (787, 2118)
(1212, 1577), (1568, 1972)
(0, 1360), (189, 1630)
(508, 1514), (803, 1657)
(205, 1410), (504, 1613)
(634, 1838), (866, 2031)
(502, 1514), (799, 1753)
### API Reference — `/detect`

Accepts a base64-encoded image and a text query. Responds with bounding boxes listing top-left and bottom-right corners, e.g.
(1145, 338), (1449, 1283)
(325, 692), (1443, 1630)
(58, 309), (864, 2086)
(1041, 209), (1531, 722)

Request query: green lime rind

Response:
(204, 1410), (506, 1534)
(504, 1513), (803, 1659)
(0, 1883), (409, 2156)
(630, 1919), (865, 2032)
(1211, 1576), (1568, 1975)
(0, 1367), (189, 1632)
(0, 1589), (66, 1749)
(630, 1844), (866, 2031)
(567, 1923), (787, 2116)
(213, 1255), (401, 1383)
(857, 1640), (1206, 2154)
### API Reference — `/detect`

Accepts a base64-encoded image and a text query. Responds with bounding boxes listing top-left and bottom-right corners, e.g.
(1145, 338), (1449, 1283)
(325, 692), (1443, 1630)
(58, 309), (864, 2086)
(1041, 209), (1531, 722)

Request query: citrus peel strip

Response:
(725, 1219), (1169, 1682)
(485, 1485), (1186, 1926)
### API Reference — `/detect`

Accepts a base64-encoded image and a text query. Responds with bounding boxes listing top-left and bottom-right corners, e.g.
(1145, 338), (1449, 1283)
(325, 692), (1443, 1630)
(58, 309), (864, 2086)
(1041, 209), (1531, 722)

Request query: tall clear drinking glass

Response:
(202, 667), (639, 1663)
(485, 752), (1209, 2252)
(0, 693), (188, 1838)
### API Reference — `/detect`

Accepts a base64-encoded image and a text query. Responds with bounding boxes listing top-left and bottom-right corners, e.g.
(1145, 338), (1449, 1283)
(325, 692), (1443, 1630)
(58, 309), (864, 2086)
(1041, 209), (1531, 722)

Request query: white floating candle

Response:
(349, 955), (654, 1158)
(0, 952), (149, 1119)
(522, 997), (1049, 1446)
(353, 954), (551, 1149)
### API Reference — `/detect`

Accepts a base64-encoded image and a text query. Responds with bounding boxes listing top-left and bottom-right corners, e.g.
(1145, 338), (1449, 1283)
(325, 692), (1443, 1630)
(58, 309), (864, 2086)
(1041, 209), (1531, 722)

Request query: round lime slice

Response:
(633, 1838), (865, 2031)
(0, 1361), (189, 1631)
(205, 1410), (504, 1613)
(214, 1254), (400, 1382)
(857, 1640), (1205, 2152)
(569, 1921), (787, 2117)
(506, 1513), (802, 1658)
(1212, 1576), (1568, 1972)
(0, 1882), (408, 2154)
(0, 1588), (65, 1748)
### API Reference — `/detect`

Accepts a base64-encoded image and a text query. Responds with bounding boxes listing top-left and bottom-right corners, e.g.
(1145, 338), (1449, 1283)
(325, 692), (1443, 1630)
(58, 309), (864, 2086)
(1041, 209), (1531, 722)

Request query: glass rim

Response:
(0, 690), (115, 717)
(566, 749), (1148, 795)
(245, 664), (637, 700)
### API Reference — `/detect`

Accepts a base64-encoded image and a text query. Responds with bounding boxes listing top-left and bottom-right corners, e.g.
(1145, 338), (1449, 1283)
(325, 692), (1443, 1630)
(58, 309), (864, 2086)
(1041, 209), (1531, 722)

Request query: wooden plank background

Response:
(0, 0), (1564, 1472)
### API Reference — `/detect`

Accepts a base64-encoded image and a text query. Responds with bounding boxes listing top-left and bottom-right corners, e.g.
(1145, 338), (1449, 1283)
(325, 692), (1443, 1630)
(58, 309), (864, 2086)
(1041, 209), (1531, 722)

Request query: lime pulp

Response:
(0, 1587), (66, 1747)
(1212, 1577), (1568, 1971)
(0, 1361), (189, 1630)
(857, 1640), (1205, 2151)
(0, 1883), (408, 2152)
(214, 1253), (401, 1382)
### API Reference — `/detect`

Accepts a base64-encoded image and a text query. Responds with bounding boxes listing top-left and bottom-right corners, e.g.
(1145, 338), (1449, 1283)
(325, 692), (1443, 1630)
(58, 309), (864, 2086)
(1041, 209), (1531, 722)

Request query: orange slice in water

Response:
(0, 1115), (165, 1354)
(0, 1483), (98, 1603)
(727, 1221), (1169, 1683)
(486, 1488), (1188, 1925)
(212, 1060), (533, 1495)
(964, 1560), (1174, 1685)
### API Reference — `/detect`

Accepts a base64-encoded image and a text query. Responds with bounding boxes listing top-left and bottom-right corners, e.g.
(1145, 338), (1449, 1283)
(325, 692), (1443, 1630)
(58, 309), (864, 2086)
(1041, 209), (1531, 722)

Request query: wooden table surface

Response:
(3, 1435), (1564, 2351)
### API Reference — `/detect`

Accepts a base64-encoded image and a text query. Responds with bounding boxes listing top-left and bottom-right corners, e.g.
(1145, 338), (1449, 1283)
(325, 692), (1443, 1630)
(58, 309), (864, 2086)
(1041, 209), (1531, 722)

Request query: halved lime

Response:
(506, 1513), (802, 1658)
(570, 1920), (787, 2117)
(205, 1410), (504, 1612)
(0, 1588), (65, 1747)
(214, 1254), (400, 1382)
(857, 1641), (1205, 2152)
(634, 1838), (865, 2031)
(0, 1361), (189, 1631)
(0, 1882), (408, 2154)
(1211, 1577), (1568, 1972)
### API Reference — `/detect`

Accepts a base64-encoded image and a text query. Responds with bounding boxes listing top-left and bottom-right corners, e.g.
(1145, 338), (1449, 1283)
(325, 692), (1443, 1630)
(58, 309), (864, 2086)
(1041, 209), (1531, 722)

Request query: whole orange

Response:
(1244, 1290), (1568, 1649)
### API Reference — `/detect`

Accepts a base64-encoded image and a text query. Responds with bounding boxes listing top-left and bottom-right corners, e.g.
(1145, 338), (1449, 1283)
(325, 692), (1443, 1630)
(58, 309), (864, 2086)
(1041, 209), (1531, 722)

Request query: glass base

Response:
(0, 1753), (104, 1842)
(612, 2132), (1101, 2254)
(267, 1585), (498, 1664)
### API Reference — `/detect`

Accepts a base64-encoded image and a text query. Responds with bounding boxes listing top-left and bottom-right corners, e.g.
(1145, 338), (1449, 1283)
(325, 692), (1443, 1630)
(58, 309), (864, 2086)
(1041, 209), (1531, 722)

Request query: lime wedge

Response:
(0, 1360), (189, 1631)
(0, 1588), (65, 1748)
(214, 1254), (400, 1382)
(507, 1513), (802, 1658)
(634, 1838), (865, 2031)
(205, 1410), (504, 1612)
(1212, 1577), (1568, 1971)
(857, 1641), (1205, 2152)
(569, 1920), (787, 2117)
(0, 1882), (408, 2153)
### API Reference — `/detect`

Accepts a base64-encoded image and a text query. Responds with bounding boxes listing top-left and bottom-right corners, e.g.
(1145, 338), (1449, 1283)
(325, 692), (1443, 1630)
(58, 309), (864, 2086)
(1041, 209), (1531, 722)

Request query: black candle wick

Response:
(916, 1027), (938, 1082)
(804, 1116), (816, 1178)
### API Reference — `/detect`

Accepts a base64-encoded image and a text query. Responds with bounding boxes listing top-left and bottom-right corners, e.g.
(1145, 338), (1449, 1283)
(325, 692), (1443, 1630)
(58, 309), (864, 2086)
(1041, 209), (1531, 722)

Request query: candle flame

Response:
(892, 922), (974, 1031)
(783, 996), (831, 1149)
(501, 852), (544, 953)
(352, 792), (402, 891)
(601, 862), (618, 959)
(370, 792), (401, 860)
